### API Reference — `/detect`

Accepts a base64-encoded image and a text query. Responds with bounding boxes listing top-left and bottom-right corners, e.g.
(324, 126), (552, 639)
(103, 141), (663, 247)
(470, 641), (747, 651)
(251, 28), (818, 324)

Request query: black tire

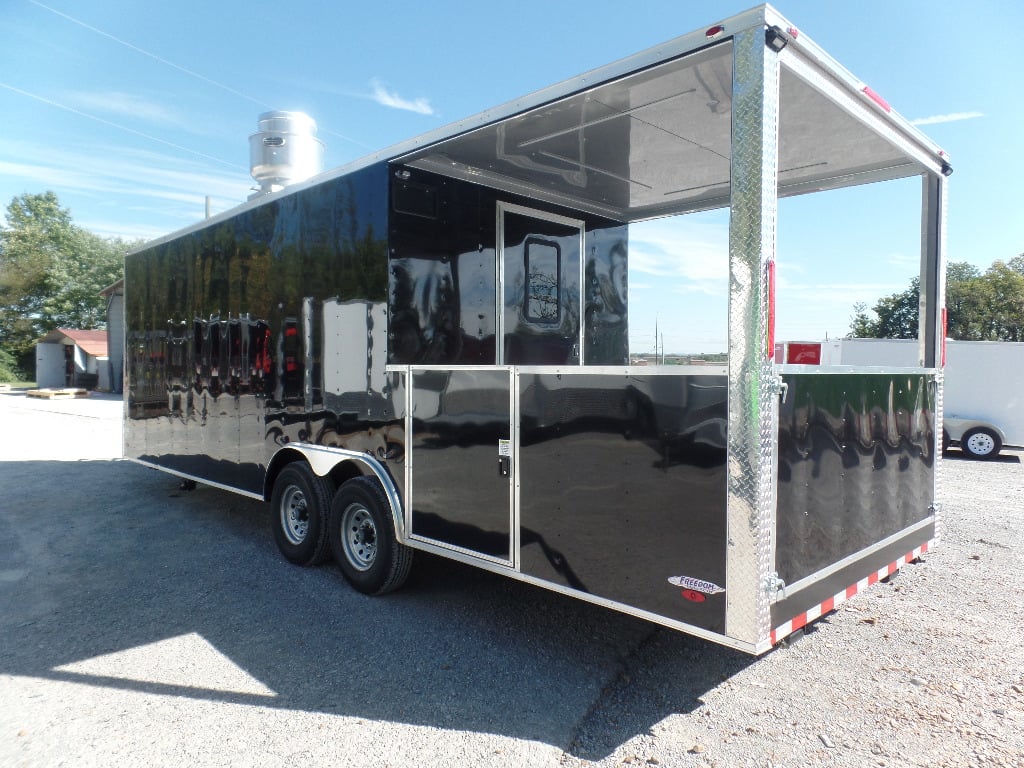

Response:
(328, 476), (412, 595)
(941, 428), (951, 455)
(270, 463), (331, 565)
(960, 427), (1002, 460)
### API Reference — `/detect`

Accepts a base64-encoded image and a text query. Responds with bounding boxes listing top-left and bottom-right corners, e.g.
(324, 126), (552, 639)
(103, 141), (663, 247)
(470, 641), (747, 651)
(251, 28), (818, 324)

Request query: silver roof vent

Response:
(249, 111), (324, 197)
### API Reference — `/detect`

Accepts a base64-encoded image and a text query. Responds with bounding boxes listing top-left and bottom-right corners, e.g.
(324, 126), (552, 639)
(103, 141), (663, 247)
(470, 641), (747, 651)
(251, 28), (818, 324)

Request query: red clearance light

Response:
(705, 24), (726, 39)
(861, 84), (891, 113)
(766, 260), (776, 361)
(941, 308), (948, 367)
(787, 26), (799, 39)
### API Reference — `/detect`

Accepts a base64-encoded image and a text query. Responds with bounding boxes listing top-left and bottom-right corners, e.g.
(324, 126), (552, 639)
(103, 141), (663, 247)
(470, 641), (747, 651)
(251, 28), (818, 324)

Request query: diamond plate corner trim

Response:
(931, 174), (949, 542)
(725, 27), (781, 646)
(933, 367), (945, 540)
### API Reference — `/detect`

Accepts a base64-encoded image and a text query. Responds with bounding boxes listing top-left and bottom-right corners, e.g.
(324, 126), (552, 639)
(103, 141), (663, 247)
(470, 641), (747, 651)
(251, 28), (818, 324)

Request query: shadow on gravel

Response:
(0, 459), (756, 759)
(943, 450), (1021, 464)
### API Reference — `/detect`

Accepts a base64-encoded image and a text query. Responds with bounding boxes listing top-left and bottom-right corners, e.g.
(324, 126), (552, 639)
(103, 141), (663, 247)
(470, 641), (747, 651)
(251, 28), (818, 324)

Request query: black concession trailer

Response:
(125, 4), (949, 654)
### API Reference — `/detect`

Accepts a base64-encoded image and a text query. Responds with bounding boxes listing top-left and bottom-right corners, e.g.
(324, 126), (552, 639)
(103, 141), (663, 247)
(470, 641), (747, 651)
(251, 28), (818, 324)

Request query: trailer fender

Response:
(264, 444), (406, 541)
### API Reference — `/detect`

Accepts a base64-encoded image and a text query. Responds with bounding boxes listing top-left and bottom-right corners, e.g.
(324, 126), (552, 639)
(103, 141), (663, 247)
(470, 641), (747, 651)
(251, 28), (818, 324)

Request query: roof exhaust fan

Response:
(249, 111), (324, 198)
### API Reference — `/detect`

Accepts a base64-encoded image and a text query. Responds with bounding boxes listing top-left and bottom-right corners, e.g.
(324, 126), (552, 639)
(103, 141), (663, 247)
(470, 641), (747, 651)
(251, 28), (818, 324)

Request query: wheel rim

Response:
(341, 502), (377, 572)
(966, 432), (995, 456)
(280, 485), (308, 545)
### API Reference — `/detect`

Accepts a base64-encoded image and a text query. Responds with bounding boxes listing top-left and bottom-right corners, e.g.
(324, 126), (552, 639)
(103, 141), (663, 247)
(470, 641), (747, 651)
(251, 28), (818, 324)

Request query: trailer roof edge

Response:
(129, 3), (949, 254)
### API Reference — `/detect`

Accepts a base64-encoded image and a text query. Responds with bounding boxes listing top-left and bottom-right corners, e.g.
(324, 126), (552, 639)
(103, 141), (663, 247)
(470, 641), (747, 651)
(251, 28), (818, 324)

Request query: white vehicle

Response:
(777, 338), (1022, 459)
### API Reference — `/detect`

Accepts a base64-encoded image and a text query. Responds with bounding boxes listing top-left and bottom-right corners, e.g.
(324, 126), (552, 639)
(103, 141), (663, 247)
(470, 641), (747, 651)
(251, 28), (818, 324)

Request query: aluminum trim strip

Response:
(386, 7), (768, 167)
(775, 364), (938, 375)
(408, 534), (515, 568)
(403, 370), (413, 545)
(509, 367), (520, 569)
(404, 535), (764, 655)
(397, 365), (515, 373)
(770, 540), (932, 646)
(389, 364), (730, 377)
(778, 164), (919, 198)
(780, 49), (943, 177)
(510, 365), (728, 376)
(772, 517), (935, 602)
(764, 5), (948, 163)
(496, 200), (507, 366)
(498, 201), (588, 230)
(408, 156), (626, 221)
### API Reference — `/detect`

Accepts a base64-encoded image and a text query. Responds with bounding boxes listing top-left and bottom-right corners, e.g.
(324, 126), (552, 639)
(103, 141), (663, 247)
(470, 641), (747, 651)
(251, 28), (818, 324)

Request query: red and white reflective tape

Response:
(770, 540), (931, 645)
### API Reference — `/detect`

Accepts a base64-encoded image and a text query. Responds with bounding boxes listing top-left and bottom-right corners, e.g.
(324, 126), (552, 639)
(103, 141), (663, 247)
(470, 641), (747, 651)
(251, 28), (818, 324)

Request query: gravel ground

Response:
(1, 391), (1021, 767)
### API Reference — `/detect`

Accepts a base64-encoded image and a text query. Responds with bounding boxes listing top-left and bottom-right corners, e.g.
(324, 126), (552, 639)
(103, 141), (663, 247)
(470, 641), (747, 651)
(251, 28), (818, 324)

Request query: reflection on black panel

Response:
(518, 372), (728, 632)
(410, 369), (511, 560)
(388, 165), (628, 366)
(392, 178), (438, 219)
(776, 373), (935, 585)
(125, 164), (392, 496)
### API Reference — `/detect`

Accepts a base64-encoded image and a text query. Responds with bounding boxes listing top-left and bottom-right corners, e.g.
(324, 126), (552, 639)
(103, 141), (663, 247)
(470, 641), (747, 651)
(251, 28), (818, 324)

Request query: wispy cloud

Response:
(885, 251), (919, 271)
(63, 90), (185, 128)
(628, 216), (729, 294)
(369, 79), (435, 116)
(910, 111), (984, 126)
(30, 0), (268, 110)
(0, 81), (245, 171)
(0, 148), (248, 201)
(0, 139), (252, 240)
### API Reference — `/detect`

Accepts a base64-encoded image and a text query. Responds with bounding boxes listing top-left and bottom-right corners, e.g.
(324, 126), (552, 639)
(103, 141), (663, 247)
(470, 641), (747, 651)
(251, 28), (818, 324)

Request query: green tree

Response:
(945, 262), (986, 339)
(848, 278), (921, 339)
(0, 192), (131, 367)
(849, 258), (1024, 340)
(0, 347), (24, 382)
(981, 259), (1024, 340)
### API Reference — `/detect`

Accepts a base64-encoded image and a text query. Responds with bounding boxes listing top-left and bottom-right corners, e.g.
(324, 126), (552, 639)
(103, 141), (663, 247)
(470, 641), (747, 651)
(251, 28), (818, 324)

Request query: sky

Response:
(2, 0), (1023, 354)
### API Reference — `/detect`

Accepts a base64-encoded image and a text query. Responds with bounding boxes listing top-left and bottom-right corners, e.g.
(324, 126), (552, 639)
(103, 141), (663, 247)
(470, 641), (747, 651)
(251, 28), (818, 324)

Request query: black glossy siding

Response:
(125, 165), (397, 495)
(388, 165), (629, 366)
(775, 373), (936, 586)
(517, 373), (729, 633)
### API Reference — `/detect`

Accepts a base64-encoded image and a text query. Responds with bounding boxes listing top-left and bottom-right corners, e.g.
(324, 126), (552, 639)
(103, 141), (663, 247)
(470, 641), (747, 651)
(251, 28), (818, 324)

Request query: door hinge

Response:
(766, 572), (786, 598)
(766, 375), (789, 404)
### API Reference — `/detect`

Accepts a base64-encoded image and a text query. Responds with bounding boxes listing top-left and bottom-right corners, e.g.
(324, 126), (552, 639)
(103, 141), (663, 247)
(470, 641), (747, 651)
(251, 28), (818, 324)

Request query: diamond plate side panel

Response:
(933, 366), (944, 538)
(725, 28), (780, 646)
(932, 175), (949, 541)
